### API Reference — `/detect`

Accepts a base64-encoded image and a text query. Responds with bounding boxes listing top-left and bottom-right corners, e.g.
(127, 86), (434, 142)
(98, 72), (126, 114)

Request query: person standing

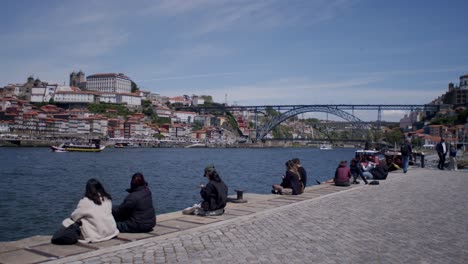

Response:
(449, 143), (458, 171)
(436, 138), (447, 170)
(112, 173), (156, 233)
(401, 138), (413, 173)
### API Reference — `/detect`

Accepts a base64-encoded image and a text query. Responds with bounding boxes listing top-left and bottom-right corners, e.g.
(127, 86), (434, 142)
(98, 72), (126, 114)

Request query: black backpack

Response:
(400, 143), (409, 156)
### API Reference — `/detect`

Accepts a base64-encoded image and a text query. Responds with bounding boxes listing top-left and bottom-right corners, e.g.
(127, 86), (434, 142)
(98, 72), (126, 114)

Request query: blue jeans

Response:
(403, 155), (409, 173)
(362, 171), (373, 179)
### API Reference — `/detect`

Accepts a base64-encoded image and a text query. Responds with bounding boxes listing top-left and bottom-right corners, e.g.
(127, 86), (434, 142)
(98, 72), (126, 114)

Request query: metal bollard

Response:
(230, 189), (248, 203)
(421, 154), (425, 168)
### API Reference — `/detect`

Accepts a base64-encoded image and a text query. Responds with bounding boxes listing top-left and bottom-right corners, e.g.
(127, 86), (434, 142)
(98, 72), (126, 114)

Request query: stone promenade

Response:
(1, 168), (467, 264)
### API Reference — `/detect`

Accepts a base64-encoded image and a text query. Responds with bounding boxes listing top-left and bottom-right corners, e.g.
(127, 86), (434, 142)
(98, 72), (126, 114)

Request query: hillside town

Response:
(0, 71), (467, 147)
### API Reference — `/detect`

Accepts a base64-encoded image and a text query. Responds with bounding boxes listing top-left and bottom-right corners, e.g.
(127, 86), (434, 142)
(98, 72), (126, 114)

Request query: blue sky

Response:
(1, 0), (467, 121)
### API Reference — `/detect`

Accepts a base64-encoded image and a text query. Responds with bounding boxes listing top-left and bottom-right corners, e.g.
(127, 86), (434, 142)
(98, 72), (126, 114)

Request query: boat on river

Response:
(319, 144), (333, 150)
(50, 140), (105, 152)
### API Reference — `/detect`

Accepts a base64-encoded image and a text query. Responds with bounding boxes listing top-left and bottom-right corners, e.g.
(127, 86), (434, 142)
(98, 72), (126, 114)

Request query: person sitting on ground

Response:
(292, 158), (307, 190)
(334, 160), (352, 187)
(350, 158), (369, 184)
(112, 173), (156, 233)
(360, 157), (376, 179)
(272, 160), (303, 195)
(370, 162), (388, 180)
(52, 178), (119, 244)
(183, 165), (228, 216)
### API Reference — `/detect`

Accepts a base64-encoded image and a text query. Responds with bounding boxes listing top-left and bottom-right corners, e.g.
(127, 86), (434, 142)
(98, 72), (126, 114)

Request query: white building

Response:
(174, 111), (197, 123)
(54, 91), (96, 103)
(86, 73), (132, 93)
(116, 93), (142, 106)
(460, 74), (468, 89)
(0, 121), (11, 132)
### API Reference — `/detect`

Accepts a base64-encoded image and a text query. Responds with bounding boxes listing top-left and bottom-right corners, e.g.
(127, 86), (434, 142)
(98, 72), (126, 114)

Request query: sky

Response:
(1, 0), (467, 121)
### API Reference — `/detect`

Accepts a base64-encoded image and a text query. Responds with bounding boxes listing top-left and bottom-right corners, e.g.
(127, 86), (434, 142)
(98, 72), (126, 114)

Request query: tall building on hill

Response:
(443, 73), (468, 107)
(85, 73), (132, 93)
(69, 70), (86, 89)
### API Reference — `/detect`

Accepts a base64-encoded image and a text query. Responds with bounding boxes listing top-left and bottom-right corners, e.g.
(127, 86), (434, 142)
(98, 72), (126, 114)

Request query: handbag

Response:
(51, 222), (81, 245)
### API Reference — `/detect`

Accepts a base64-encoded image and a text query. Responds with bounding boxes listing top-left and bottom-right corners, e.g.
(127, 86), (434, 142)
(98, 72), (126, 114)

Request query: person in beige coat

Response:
(62, 178), (119, 243)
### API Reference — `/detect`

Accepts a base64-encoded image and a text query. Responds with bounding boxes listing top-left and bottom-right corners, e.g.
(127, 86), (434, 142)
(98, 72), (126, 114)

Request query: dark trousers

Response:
(335, 181), (350, 187)
(438, 153), (446, 169)
(352, 172), (369, 184)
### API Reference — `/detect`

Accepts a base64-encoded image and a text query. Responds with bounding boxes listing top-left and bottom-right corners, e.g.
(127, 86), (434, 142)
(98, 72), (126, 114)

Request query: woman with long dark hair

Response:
(112, 172), (156, 233)
(53, 178), (119, 244)
(272, 160), (303, 195)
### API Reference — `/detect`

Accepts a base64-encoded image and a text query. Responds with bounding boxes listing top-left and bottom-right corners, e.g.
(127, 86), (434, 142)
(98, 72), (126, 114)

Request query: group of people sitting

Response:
(53, 165), (229, 245)
(333, 157), (388, 187)
(52, 172), (156, 245)
(271, 158), (307, 195)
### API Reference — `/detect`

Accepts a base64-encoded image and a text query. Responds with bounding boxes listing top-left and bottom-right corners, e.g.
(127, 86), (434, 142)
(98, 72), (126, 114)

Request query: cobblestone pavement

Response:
(48, 169), (468, 264)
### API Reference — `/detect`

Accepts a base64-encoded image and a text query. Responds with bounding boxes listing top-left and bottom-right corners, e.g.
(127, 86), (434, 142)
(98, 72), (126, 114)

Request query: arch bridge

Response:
(176, 104), (439, 140)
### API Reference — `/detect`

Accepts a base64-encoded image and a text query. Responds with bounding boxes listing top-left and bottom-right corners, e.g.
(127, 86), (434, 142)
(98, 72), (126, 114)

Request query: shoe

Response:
(316, 180), (321, 185)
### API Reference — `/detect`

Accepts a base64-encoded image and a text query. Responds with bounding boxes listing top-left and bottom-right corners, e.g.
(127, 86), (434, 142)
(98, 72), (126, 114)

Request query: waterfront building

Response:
(86, 73), (132, 93)
(0, 120), (12, 132)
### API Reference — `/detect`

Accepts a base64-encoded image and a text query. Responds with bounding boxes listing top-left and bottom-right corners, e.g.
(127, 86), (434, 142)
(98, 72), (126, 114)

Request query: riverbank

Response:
(0, 138), (359, 148)
(0, 167), (466, 263)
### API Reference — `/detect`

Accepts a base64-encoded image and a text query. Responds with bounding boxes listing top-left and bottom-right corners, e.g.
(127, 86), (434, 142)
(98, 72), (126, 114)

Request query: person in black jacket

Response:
(292, 158), (307, 190)
(112, 172), (156, 233)
(272, 160), (303, 195)
(198, 165), (228, 216)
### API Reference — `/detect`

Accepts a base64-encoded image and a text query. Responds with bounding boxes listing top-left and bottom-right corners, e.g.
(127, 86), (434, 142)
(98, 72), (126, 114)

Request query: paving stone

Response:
(222, 209), (253, 216)
(157, 219), (203, 230)
(150, 225), (180, 236)
(31, 243), (92, 258)
(0, 249), (52, 264)
(87, 238), (127, 249)
(176, 215), (221, 224)
(116, 232), (155, 241)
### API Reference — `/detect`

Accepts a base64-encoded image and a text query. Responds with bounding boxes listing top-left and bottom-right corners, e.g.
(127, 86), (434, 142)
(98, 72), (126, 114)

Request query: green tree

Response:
(131, 81), (139, 93)
(265, 106), (280, 117)
(385, 128), (404, 145)
(200, 95), (213, 103)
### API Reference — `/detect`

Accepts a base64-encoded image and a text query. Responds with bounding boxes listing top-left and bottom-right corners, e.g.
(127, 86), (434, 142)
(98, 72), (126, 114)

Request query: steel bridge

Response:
(177, 104), (439, 140)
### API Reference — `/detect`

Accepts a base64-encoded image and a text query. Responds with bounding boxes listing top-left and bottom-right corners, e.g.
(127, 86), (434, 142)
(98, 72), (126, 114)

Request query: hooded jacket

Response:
(334, 162), (351, 184)
(112, 185), (156, 232)
(200, 180), (228, 211)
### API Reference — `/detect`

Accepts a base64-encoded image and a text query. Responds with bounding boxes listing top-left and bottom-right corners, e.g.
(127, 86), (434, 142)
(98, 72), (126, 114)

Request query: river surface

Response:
(0, 147), (356, 241)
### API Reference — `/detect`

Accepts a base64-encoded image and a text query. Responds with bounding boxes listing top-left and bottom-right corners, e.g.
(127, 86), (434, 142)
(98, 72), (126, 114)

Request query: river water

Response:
(0, 147), (356, 241)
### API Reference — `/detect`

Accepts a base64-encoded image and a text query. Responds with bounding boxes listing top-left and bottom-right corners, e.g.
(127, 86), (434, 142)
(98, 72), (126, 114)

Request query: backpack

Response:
(400, 143), (409, 156)
(450, 148), (457, 157)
